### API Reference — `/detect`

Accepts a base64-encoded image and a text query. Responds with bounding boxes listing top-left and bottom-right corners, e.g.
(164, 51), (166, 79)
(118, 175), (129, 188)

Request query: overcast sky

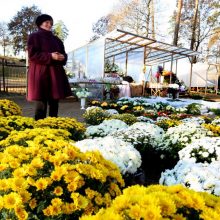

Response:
(0, 0), (176, 54)
(0, 0), (119, 52)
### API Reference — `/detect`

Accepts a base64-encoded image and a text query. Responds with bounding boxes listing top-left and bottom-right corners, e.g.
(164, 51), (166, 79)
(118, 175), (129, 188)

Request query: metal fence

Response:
(0, 63), (27, 94)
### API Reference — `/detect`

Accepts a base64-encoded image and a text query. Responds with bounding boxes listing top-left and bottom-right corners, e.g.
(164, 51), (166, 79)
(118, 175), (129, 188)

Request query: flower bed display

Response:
(80, 184), (220, 220)
(0, 128), (124, 219)
(75, 136), (141, 175)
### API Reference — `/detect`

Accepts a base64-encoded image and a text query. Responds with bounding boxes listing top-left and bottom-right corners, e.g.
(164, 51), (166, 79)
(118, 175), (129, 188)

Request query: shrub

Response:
(83, 107), (109, 125)
(109, 113), (137, 125)
(0, 99), (22, 116)
(81, 184), (220, 220)
(0, 116), (35, 141)
(35, 117), (86, 141)
(85, 119), (128, 138)
(0, 128), (124, 219)
(156, 119), (182, 131)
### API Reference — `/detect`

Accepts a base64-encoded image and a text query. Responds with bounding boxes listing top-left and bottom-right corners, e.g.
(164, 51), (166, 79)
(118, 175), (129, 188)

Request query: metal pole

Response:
(125, 51), (128, 76)
(170, 55), (173, 83)
(189, 60), (193, 93)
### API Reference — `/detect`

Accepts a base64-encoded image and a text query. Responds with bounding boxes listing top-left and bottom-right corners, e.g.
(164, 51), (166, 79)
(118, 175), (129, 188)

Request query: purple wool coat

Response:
(27, 28), (72, 101)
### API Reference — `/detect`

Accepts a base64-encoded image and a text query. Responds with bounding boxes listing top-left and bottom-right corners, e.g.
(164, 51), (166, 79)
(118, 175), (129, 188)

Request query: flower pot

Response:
(80, 97), (86, 109)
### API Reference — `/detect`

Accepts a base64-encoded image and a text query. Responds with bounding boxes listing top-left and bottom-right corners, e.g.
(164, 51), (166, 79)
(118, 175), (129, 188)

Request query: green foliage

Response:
(189, 93), (204, 100)
(109, 113), (137, 125)
(53, 20), (69, 42)
(186, 103), (201, 115)
(210, 108), (220, 116)
(7, 5), (41, 54)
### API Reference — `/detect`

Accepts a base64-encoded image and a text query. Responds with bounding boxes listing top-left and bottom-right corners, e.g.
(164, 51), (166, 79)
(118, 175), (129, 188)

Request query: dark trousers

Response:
(35, 99), (59, 120)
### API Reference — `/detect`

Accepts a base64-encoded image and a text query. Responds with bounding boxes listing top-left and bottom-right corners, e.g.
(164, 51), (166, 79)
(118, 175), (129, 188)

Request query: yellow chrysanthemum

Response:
(15, 206), (28, 220)
(3, 192), (22, 209)
(35, 178), (50, 191)
(71, 193), (89, 209)
(51, 198), (63, 206)
(13, 167), (27, 177)
(19, 190), (32, 203)
(43, 205), (53, 216)
(29, 198), (37, 210)
(30, 157), (44, 168)
(62, 202), (77, 215)
(0, 179), (10, 191)
(0, 163), (8, 172)
(54, 186), (63, 196)
(11, 177), (28, 191)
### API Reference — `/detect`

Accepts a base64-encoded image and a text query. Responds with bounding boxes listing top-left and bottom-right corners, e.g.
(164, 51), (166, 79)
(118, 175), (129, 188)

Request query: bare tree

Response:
(0, 22), (11, 56)
(173, 0), (183, 45)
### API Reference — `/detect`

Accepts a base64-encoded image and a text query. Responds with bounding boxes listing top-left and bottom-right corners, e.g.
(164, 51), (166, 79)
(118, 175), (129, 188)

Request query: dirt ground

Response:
(1, 94), (85, 122)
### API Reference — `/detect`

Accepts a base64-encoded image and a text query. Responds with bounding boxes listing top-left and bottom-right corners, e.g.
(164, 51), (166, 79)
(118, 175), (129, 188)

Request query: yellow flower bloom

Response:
(0, 163), (8, 172)
(15, 206), (28, 220)
(51, 198), (63, 206)
(0, 179), (10, 191)
(11, 177), (28, 191)
(35, 178), (50, 191)
(30, 157), (44, 168)
(62, 202), (77, 214)
(54, 186), (63, 196)
(3, 192), (22, 209)
(29, 198), (37, 210)
(19, 190), (31, 203)
(101, 102), (108, 107)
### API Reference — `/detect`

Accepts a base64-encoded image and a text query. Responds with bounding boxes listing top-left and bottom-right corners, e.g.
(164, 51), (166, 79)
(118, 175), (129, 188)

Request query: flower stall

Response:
(67, 29), (199, 99)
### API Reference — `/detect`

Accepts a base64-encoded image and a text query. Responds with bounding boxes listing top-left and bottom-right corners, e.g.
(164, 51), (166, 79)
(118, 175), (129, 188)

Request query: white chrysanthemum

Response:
(111, 122), (164, 151)
(105, 109), (119, 115)
(179, 137), (220, 163)
(136, 116), (155, 124)
(74, 136), (142, 174)
(181, 117), (205, 125)
(160, 160), (220, 196)
(158, 122), (212, 158)
(86, 119), (128, 138)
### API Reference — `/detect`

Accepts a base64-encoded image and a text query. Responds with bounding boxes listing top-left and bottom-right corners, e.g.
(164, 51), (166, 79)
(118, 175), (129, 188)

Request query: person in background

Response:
(27, 14), (72, 120)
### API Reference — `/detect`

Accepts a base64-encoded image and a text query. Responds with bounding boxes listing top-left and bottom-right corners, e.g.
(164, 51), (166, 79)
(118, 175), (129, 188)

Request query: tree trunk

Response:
(190, 0), (199, 50)
(173, 0), (183, 46)
(146, 0), (151, 37)
(151, 0), (155, 39)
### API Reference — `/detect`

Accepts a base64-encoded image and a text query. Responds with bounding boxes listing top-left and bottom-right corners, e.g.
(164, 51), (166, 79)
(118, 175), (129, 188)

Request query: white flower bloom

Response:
(86, 119), (128, 138)
(111, 122), (164, 151)
(158, 123), (212, 157)
(74, 136), (142, 174)
(105, 109), (119, 115)
(179, 137), (220, 163)
(160, 160), (220, 195)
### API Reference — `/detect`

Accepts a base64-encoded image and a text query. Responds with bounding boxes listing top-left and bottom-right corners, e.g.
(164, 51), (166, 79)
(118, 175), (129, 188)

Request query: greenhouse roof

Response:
(104, 29), (200, 65)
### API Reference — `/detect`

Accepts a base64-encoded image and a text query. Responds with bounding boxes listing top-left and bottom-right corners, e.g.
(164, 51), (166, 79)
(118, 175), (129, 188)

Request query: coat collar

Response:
(37, 28), (53, 36)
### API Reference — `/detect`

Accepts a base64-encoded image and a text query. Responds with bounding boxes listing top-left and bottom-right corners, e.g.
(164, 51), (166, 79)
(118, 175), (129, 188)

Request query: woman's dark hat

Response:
(35, 14), (53, 27)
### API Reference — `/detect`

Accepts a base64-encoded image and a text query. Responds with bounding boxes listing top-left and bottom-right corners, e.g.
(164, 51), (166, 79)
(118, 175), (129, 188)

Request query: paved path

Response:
(2, 95), (85, 122)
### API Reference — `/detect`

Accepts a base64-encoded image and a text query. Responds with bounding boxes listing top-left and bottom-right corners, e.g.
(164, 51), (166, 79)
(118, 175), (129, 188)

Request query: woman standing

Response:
(27, 14), (72, 120)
